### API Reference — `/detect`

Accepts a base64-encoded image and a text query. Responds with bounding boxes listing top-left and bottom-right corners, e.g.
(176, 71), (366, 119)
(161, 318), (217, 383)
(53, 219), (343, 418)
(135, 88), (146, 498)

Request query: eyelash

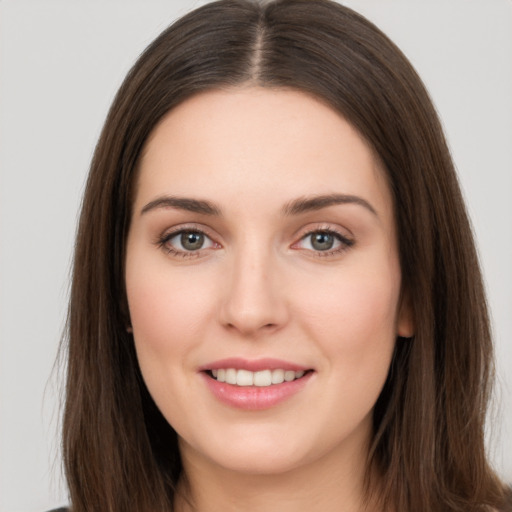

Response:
(156, 226), (354, 259)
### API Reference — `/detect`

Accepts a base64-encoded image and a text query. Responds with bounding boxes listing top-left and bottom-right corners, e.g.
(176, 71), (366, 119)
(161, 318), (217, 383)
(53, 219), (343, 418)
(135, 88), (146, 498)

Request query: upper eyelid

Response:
(160, 223), (217, 240)
(293, 222), (354, 240)
(300, 226), (350, 237)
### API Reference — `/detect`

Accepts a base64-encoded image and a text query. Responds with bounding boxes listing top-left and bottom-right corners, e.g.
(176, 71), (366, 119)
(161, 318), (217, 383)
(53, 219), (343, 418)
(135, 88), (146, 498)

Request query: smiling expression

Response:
(125, 87), (413, 476)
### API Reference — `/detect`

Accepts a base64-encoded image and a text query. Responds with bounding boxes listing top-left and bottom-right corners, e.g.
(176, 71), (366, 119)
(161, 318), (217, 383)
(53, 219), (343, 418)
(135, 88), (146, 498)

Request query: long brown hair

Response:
(63, 1), (510, 510)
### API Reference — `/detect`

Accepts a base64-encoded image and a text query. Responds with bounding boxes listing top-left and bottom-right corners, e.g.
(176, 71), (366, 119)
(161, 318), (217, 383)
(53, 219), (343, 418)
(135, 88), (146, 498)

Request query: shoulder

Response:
(46, 508), (69, 512)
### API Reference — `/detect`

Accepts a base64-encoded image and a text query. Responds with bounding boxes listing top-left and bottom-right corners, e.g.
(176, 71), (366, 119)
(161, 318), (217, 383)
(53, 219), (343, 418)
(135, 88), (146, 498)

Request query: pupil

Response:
(181, 232), (204, 250)
(311, 232), (334, 251)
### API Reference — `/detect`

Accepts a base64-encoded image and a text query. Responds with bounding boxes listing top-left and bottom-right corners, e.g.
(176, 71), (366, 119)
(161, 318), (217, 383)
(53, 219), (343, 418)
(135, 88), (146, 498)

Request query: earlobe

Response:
(397, 290), (415, 338)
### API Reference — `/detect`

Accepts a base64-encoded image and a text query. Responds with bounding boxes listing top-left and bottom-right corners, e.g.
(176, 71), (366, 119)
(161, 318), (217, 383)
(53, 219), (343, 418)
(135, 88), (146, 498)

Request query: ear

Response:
(397, 289), (415, 338)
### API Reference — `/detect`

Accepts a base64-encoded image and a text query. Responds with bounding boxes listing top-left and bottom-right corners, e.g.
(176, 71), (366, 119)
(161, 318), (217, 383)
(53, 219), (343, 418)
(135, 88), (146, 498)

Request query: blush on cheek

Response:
(306, 274), (399, 343)
(127, 272), (213, 355)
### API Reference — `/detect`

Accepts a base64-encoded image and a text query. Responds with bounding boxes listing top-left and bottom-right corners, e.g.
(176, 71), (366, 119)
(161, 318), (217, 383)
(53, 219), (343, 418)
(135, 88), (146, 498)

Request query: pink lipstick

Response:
(199, 358), (313, 410)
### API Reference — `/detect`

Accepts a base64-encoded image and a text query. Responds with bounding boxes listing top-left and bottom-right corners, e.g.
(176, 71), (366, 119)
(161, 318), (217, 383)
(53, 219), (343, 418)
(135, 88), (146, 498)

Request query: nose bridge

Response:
(220, 234), (287, 336)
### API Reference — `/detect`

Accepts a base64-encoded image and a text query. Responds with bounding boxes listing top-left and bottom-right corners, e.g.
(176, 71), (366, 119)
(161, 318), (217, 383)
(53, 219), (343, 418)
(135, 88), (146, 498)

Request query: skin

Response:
(125, 86), (413, 512)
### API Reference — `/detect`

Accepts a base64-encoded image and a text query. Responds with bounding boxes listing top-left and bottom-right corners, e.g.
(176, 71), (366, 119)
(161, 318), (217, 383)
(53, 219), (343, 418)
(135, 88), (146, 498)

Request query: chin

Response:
(209, 450), (310, 477)
(179, 425), (318, 476)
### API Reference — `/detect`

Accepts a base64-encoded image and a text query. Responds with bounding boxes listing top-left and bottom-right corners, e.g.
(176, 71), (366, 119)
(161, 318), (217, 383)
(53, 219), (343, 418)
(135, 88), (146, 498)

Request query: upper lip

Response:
(198, 357), (311, 372)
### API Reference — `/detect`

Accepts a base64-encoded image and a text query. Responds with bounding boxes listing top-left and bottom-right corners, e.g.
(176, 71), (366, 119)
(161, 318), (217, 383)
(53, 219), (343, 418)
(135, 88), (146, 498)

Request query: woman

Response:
(61, 0), (510, 511)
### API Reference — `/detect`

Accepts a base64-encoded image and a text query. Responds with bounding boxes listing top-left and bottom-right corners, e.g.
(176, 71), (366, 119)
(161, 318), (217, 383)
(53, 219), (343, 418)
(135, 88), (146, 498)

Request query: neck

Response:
(174, 429), (383, 512)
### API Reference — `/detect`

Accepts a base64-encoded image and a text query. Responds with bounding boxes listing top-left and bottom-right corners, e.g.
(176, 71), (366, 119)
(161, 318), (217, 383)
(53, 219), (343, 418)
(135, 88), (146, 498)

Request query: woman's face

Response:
(125, 87), (412, 476)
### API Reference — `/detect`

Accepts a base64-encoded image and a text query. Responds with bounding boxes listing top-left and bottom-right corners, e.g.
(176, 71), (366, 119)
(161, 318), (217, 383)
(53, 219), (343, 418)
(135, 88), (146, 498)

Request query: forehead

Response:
(135, 86), (392, 219)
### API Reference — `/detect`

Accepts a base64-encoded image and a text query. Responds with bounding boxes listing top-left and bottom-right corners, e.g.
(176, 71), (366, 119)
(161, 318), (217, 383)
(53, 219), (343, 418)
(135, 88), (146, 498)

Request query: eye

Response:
(295, 229), (354, 254)
(158, 229), (217, 256)
(304, 231), (338, 251)
(173, 231), (210, 251)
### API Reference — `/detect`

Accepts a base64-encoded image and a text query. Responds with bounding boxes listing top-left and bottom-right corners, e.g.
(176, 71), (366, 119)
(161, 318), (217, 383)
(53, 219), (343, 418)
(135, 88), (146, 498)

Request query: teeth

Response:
(225, 368), (237, 385)
(254, 370), (272, 387)
(271, 369), (284, 384)
(284, 370), (295, 382)
(237, 369), (253, 386)
(211, 368), (307, 386)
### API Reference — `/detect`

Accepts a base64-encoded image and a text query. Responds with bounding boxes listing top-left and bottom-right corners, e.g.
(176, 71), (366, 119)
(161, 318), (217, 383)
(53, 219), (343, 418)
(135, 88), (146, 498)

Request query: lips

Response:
(200, 358), (314, 410)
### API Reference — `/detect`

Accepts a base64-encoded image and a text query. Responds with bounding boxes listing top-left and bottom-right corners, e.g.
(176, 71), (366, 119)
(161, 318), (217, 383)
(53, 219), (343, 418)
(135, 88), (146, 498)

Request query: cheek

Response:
(125, 257), (216, 360)
(125, 261), (218, 428)
(296, 259), (401, 368)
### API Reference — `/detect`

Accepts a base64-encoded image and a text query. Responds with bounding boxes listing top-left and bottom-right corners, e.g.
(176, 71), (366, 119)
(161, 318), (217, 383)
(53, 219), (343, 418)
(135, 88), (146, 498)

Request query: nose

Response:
(219, 245), (289, 337)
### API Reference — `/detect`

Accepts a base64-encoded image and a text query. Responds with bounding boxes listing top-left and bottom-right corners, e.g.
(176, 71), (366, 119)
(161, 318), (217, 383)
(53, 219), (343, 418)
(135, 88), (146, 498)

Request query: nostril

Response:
(224, 321), (277, 334)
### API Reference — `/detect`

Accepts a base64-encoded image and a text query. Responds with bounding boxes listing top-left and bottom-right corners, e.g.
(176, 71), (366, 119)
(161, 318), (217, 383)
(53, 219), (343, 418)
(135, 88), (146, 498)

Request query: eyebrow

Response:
(282, 193), (378, 217)
(140, 193), (378, 218)
(140, 196), (221, 216)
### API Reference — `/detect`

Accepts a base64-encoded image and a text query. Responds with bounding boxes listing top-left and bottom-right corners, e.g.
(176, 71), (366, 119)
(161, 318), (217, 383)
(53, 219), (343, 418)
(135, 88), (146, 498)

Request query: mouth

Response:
(200, 359), (314, 410)
(206, 368), (310, 387)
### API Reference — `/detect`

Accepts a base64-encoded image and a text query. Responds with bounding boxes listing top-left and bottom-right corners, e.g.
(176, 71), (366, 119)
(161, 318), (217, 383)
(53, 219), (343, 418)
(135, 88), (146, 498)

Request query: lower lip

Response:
(201, 371), (313, 410)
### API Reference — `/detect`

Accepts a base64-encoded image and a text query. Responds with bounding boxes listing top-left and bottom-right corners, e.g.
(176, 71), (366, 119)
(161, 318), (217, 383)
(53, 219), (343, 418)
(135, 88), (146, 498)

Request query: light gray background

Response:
(0, 1), (511, 510)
